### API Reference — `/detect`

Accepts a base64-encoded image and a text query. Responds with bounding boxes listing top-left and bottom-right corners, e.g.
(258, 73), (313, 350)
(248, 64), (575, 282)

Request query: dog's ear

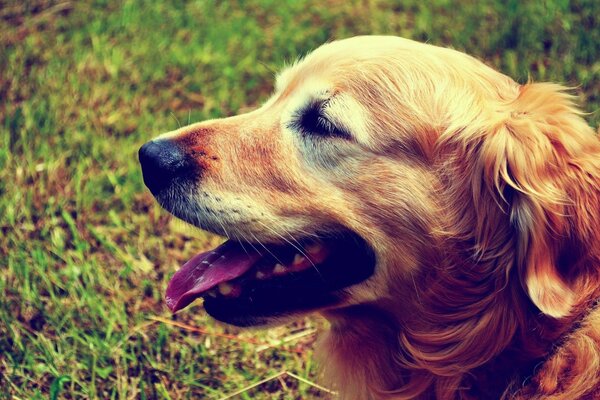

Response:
(473, 83), (595, 318)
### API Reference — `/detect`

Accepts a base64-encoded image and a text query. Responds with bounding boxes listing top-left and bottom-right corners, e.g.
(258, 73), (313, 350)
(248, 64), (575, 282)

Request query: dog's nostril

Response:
(138, 140), (191, 195)
(139, 140), (185, 170)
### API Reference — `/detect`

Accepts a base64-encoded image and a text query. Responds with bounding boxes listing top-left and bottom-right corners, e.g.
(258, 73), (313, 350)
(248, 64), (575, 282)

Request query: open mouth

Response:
(165, 231), (376, 326)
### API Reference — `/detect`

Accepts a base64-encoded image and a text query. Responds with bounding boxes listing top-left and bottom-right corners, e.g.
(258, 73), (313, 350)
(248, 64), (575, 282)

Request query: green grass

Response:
(1, 0), (599, 398)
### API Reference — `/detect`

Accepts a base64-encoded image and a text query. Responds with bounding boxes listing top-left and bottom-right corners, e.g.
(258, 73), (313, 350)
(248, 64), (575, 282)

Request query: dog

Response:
(139, 36), (600, 399)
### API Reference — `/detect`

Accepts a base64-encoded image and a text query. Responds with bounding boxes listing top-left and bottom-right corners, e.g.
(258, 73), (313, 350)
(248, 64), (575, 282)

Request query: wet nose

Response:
(138, 140), (191, 195)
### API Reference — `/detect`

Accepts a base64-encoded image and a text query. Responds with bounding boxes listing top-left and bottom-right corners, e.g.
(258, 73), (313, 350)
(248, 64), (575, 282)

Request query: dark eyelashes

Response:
(288, 100), (349, 138)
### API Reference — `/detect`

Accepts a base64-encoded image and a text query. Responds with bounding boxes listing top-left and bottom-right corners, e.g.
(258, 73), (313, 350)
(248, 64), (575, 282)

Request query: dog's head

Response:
(139, 36), (600, 330)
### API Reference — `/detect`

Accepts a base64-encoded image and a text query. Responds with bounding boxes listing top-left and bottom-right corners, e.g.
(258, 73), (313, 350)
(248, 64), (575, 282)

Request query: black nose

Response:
(138, 140), (192, 195)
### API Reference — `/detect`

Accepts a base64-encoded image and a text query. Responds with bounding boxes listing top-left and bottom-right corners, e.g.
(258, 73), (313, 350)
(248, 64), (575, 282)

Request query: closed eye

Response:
(288, 100), (349, 138)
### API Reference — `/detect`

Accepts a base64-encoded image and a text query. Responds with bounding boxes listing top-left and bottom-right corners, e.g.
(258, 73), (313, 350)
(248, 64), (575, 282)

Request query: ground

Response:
(1, 0), (599, 398)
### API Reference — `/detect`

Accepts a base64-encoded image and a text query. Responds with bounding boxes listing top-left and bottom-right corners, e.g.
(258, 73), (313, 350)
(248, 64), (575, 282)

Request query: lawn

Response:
(1, 1), (599, 399)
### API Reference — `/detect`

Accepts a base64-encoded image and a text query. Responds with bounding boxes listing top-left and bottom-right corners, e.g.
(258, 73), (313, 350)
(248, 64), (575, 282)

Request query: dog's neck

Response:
(511, 299), (600, 399)
(319, 305), (405, 400)
(319, 290), (600, 399)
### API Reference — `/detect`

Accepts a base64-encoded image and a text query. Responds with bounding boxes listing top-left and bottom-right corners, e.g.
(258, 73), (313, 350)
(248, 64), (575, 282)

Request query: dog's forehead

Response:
(302, 35), (426, 70)
(271, 35), (461, 113)
(275, 36), (416, 93)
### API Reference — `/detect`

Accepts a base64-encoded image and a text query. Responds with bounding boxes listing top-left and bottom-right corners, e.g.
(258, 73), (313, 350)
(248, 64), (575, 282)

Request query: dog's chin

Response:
(202, 290), (340, 327)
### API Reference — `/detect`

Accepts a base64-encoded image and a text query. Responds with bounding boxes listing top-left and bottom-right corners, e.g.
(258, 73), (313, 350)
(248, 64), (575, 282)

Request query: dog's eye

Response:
(290, 101), (348, 138)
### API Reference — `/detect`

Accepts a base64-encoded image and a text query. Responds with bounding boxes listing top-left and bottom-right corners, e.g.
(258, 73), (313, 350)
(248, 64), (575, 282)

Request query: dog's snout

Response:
(139, 140), (193, 195)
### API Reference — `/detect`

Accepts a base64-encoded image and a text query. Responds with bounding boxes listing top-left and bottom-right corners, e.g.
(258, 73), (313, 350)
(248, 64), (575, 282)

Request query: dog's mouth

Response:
(165, 231), (376, 326)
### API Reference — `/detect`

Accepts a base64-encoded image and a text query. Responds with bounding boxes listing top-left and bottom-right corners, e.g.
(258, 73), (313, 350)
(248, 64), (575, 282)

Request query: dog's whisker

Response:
(255, 221), (323, 279)
(248, 231), (285, 266)
(282, 230), (304, 249)
(235, 236), (251, 257)
(169, 111), (181, 128)
(239, 233), (264, 257)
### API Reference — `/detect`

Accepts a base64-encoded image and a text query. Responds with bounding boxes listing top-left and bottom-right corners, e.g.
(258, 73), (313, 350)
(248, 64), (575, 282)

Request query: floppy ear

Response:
(476, 83), (594, 318)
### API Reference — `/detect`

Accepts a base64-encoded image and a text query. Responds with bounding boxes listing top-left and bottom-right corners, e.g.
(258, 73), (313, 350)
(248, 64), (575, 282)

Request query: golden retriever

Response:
(139, 36), (600, 399)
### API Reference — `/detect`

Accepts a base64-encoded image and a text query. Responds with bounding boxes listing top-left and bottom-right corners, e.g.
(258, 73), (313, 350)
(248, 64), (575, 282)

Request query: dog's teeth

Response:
(273, 263), (286, 274)
(206, 289), (217, 298)
(305, 243), (323, 256)
(256, 271), (267, 279)
(304, 242), (328, 263)
(292, 254), (305, 266)
(218, 283), (233, 295)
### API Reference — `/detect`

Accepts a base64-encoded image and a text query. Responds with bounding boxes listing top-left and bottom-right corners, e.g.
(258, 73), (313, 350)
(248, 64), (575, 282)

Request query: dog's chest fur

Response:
(511, 303), (600, 399)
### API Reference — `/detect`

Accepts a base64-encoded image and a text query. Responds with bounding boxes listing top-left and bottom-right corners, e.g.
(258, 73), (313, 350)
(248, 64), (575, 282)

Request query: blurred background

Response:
(1, 0), (599, 398)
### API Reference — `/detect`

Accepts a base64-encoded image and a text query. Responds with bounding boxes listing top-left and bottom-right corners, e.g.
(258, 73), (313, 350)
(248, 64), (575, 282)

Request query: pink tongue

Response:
(165, 241), (262, 312)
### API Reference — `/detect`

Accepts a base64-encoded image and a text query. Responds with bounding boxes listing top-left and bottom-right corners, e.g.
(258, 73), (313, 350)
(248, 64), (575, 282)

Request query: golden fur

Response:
(159, 36), (600, 399)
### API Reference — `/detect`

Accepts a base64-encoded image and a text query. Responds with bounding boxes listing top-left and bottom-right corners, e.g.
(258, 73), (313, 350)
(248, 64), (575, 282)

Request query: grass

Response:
(0, 0), (599, 398)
